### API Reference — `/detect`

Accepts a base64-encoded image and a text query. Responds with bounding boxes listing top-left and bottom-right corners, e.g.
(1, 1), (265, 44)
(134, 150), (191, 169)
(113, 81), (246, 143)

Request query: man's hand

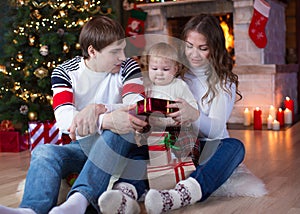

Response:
(69, 104), (107, 141)
(102, 104), (148, 134)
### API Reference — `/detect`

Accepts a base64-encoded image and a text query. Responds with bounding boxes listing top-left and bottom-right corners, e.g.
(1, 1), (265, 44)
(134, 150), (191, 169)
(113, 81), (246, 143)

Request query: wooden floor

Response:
(0, 122), (300, 213)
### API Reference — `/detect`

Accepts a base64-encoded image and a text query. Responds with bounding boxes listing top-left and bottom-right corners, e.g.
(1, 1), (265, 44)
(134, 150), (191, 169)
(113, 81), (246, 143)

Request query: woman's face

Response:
(184, 30), (210, 68)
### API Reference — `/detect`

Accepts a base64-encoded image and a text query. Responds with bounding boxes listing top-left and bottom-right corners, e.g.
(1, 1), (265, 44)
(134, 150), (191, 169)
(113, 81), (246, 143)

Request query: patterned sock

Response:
(0, 206), (36, 214)
(144, 177), (202, 214)
(98, 182), (140, 214)
(49, 192), (89, 214)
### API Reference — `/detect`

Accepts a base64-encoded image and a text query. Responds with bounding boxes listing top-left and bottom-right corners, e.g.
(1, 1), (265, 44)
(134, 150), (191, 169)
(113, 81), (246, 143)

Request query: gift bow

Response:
(158, 133), (180, 150)
(0, 120), (14, 131)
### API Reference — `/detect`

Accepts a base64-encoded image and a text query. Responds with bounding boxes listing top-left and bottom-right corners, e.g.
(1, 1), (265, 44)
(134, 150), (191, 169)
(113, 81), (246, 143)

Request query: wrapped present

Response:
(148, 132), (179, 166)
(147, 157), (196, 190)
(136, 97), (178, 116)
(0, 131), (28, 152)
(28, 120), (69, 150)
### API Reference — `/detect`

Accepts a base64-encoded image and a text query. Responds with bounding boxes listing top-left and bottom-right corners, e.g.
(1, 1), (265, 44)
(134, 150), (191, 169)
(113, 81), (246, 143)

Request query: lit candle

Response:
(277, 108), (284, 127)
(284, 108), (292, 125)
(267, 114), (273, 129)
(284, 97), (294, 122)
(272, 119), (280, 131)
(253, 107), (262, 130)
(243, 108), (251, 126)
(269, 105), (276, 119)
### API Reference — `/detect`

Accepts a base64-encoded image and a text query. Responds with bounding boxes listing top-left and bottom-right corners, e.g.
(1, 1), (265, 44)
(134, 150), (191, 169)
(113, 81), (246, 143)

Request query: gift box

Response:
(136, 97), (178, 116)
(147, 158), (196, 190)
(147, 132), (175, 166)
(28, 120), (70, 150)
(0, 131), (28, 152)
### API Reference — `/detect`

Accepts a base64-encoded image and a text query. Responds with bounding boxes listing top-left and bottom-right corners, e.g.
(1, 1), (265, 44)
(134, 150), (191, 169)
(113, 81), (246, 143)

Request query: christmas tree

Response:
(0, 0), (113, 133)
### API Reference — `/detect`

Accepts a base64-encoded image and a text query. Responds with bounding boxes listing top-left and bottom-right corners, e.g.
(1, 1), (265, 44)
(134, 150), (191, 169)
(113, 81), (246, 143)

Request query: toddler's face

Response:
(148, 56), (177, 86)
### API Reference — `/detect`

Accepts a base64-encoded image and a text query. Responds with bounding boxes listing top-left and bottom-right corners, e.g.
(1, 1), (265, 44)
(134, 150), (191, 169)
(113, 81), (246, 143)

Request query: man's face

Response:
(94, 40), (126, 73)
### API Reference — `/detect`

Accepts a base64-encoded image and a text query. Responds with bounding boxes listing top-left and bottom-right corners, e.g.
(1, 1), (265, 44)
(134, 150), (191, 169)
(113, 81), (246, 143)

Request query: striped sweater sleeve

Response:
(121, 58), (145, 104)
(51, 56), (81, 133)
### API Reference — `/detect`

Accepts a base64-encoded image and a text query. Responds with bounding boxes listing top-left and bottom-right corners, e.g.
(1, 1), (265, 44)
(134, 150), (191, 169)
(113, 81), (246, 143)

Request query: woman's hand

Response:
(102, 104), (148, 134)
(167, 98), (200, 125)
(69, 104), (107, 141)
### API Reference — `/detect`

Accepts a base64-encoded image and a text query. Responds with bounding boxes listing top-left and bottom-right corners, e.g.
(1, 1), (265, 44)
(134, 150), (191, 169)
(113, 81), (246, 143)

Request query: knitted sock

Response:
(0, 206), (36, 214)
(49, 192), (89, 214)
(98, 182), (140, 214)
(144, 177), (202, 214)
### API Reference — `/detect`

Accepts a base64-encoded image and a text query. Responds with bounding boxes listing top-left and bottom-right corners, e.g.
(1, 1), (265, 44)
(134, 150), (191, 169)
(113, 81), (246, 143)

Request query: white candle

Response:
(243, 108), (251, 126)
(272, 119), (280, 131)
(267, 114), (273, 129)
(269, 105), (276, 119)
(284, 108), (292, 125)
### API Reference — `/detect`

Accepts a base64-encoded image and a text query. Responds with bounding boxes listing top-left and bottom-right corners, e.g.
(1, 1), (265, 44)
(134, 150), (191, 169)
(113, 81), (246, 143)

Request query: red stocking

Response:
(248, 0), (271, 48)
(126, 9), (147, 49)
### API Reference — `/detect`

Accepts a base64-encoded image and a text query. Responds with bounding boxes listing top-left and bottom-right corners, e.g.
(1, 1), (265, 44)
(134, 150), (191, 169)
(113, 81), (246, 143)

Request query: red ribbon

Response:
(147, 160), (195, 182)
(148, 144), (167, 151)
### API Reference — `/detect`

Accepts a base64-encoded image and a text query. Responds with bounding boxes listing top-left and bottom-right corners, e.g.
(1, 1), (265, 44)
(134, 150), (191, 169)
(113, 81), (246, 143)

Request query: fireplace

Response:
(137, 0), (298, 124)
(167, 13), (234, 59)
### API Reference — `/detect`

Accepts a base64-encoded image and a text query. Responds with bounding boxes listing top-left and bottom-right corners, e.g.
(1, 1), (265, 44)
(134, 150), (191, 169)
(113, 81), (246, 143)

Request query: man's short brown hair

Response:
(79, 16), (125, 59)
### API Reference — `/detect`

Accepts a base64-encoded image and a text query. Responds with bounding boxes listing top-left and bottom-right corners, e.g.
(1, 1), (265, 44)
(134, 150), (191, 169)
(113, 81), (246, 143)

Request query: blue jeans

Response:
(19, 130), (135, 214)
(117, 138), (245, 201)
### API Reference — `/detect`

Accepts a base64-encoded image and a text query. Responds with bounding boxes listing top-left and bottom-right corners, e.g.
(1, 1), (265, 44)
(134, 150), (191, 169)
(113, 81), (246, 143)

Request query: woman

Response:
(98, 14), (245, 214)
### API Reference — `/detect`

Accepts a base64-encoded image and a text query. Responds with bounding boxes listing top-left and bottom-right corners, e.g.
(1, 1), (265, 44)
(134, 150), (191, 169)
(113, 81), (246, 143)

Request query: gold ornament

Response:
(0, 65), (7, 74)
(29, 35), (35, 46)
(34, 67), (48, 79)
(16, 52), (24, 62)
(32, 9), (42, 20)
(28, 111), (38, 121)
(75, 43), (81, 50)
(63, 43), (69, 53)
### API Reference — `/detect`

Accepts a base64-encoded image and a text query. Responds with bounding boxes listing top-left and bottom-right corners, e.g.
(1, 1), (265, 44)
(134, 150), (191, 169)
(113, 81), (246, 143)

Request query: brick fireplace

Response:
(137, 0), (298, 124)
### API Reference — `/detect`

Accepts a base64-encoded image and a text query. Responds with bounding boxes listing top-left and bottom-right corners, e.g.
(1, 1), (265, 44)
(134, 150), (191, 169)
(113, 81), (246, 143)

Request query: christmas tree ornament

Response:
(28, 35), (36, 46)
(19, 105), (29, 115)
(16, 52), (24, 62)
(17, 0), (30, 6)
(0, 65), (7, 74)
(248, 0), (270, 48)
(34, 67), (48, 79)
(75, 43), (81, 50)
(28, 111), (38, 121)
(32, 9), (42, 20)
(57, 28), (65, 37)
(39, 45), (49, 56)
(63, 43), (70, 53)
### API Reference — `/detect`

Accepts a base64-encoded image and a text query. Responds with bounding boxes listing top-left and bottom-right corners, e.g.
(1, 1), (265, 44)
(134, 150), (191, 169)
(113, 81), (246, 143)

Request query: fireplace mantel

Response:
(137, 0), (233, 17)
(136, 0), (215, 9)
